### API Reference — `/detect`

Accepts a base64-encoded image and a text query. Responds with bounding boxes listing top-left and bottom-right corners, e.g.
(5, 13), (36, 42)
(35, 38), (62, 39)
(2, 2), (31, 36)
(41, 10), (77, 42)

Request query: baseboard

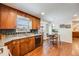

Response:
(61, 41), (72, 44)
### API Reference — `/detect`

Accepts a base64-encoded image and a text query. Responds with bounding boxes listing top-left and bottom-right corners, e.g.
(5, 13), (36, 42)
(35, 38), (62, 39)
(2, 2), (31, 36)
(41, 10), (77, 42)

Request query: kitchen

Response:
(0, 3), (43, 56)
(0, 3), (79, 56)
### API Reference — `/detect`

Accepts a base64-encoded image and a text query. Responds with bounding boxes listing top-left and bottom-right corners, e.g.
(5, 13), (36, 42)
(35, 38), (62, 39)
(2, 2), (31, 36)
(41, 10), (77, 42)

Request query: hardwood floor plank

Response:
(24, 38), (79, 56)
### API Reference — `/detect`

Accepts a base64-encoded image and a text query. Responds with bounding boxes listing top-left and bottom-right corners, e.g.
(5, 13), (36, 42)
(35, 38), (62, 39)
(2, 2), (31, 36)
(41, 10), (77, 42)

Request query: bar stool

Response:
(49, 34), (61, 47)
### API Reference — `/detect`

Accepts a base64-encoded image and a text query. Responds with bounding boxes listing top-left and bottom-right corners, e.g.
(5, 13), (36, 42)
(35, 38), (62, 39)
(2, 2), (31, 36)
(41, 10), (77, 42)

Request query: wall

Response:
(72, 16), (79, 32)
(72, 16), (79, 38)
(40, 21), (48, 40)
(59, 25), (72, 43)
(40, 20), (53, 40)
(48, 24), (53, 35)
(52, 19), (72, 43)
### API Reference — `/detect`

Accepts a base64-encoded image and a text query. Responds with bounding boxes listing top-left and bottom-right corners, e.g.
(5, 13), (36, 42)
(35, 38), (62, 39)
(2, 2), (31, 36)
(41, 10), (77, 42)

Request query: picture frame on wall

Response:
(60, 24), (71, 28)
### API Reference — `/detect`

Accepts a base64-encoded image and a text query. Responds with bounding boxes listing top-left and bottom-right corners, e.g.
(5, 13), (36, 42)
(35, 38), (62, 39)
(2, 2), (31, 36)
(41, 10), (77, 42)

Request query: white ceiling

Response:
(3, 3), (79, 23)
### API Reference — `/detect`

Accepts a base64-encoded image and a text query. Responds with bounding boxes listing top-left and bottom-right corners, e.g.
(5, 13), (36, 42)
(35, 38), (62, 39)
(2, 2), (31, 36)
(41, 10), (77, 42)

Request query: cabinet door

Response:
(0, 5), (9, 29)
(6, 8), (17, 29)
(5, 40), (20, 56)
(0, 5), (17, 29)
(28, 37), (35, 52)
(12, 41), (20, 56)
(32, 17), (37, 29)
(36, 19), (40, 29)
(20, 38), (29, 56)
(32, 17), (40, 29)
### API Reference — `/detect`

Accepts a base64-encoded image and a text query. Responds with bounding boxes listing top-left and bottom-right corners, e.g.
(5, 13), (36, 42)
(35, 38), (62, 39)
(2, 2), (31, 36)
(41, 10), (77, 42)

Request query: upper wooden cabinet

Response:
(32, 17), (40, 29)
(26, 15), (40, 29)
(0, 4), (40, 29)
(36, 19), (40, 29)
(0, 4), (17, 29)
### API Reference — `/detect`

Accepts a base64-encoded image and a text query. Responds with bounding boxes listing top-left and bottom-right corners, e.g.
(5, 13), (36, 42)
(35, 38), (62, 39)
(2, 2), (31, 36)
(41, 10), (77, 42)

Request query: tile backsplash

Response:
(0, 29), (16, 35)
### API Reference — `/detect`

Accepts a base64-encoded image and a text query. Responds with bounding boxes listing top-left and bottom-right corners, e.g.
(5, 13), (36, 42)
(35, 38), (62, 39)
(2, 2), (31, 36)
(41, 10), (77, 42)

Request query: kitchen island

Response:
(3, 33), (43, 56)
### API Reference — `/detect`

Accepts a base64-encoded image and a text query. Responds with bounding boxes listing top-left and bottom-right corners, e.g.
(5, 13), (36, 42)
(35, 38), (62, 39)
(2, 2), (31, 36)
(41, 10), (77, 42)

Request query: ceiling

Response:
(3, 3), (79, 23)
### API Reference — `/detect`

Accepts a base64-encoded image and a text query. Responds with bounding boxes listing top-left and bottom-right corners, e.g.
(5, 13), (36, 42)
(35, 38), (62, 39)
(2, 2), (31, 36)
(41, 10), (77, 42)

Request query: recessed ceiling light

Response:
(73, 14), (78, 17)
(41, 12), (45, 15)
(53, 24), (55, 27)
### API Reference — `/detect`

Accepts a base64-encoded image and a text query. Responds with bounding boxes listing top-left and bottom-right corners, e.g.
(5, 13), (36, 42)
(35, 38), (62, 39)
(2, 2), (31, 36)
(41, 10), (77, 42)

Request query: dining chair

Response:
(49, 34), (61, 47)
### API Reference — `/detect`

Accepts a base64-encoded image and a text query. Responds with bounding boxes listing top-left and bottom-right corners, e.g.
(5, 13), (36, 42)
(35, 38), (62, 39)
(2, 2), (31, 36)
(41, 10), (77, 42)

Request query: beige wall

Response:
(72, 16), (79, 32)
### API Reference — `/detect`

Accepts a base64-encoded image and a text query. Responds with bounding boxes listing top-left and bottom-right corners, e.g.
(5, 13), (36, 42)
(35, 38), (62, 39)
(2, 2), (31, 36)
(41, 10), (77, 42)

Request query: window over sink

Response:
(16, 15), (32, 32)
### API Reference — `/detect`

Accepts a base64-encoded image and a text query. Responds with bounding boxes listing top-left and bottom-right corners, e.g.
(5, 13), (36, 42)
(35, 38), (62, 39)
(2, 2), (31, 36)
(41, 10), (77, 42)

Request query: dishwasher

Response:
(35, 35), (41, 48)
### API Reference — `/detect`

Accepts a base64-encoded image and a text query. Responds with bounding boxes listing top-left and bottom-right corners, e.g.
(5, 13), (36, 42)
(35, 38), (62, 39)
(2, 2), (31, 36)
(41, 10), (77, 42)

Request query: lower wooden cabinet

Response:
(5, 36), (35, 56)
(5, 40), (20, 56)
(12, 40), (20, 56)
(28, 37), (35, 52)
(5, 35), (43, 56)
(20, 38), (29, 56)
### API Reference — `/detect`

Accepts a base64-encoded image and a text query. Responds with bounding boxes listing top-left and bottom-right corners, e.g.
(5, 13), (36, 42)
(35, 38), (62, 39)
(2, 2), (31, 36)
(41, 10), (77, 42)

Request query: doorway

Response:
(72, 15), (79, 55)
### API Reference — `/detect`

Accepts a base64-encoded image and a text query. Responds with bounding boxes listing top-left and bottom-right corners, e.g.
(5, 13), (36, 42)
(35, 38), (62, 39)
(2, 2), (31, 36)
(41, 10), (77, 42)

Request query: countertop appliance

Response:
(30, 29), (38, 34)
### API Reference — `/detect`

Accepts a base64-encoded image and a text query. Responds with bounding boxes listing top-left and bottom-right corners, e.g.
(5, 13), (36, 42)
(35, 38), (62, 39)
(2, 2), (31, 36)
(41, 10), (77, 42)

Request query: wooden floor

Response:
(24, 38), (79, 56)
(25, 40), (74, 56)
(72, 38), (79, 56)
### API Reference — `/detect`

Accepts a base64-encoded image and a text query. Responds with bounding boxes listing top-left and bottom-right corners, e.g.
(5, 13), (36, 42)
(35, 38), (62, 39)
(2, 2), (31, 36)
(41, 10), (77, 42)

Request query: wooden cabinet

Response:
(12, 40), (20, 56)
(28, 37), (35, 52)
(4, 35), (43, 56)
(0, 4), (40, 29)
(36, 19), (40, 29)
(32, 17), (37, 29)
(5, 40), (20, 56)
(20, 37), (35, 56)
(73, 32), (79, 38)
(5, 36), (35, 56)
(20, 38), (29, 56)
(32, 17), (40, 29)
(7, 8), (17, 29)
(0, 4), (17, 29)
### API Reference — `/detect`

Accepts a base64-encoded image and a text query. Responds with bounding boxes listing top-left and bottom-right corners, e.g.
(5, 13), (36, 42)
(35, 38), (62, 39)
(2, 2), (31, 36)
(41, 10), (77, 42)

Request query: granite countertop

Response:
(0, 34), (42, 56)
(3, 33), (42, 43)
